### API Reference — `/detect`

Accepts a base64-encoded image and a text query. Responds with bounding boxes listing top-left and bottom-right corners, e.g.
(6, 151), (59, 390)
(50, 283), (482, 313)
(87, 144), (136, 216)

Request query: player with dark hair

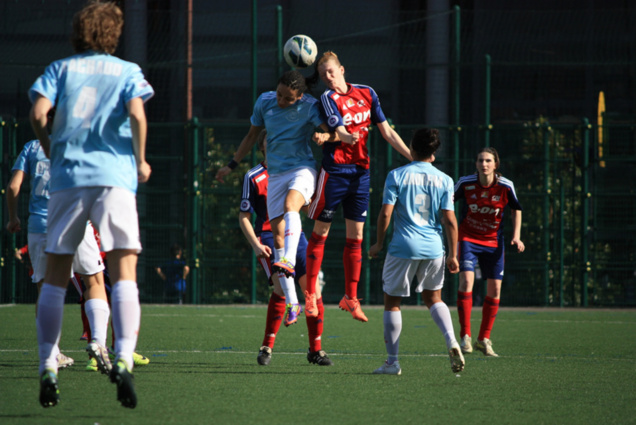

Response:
(454, 147), (525, 357)
(29, 1), (153, 408)
(216, 70), (346, 327)
(239, 130), (332, 366)
(369, 128), (464, 375)
(306, 51), (412, 322)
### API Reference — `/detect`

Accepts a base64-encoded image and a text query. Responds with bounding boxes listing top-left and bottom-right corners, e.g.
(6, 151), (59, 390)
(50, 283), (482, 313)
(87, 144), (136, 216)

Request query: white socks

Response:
(84, 298), (110, 347)
(110, 281), (140, 369)
(282, 211), (301, 262)
(383, 310), (402, 364)
(275, 244), (298, 304)
(37, 284), (66, 374)
(429, 302), (458, 349)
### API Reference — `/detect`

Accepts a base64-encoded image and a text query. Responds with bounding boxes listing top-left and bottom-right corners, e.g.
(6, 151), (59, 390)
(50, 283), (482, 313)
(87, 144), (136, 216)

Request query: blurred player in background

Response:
(29, 1), (153, 408)
(239, 130), (332, 366)
(369, 128), (464, 375)
(6, 116), (110, 374)
(454, 147), (524, 357)
(216, 70), (344, 327)
(307, 51), (412, 322)
(155, 243), (190, 304)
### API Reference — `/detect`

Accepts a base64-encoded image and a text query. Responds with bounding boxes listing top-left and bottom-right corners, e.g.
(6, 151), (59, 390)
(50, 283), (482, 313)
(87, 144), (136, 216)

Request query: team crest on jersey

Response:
(285, 109), (300, 122)
(241, 200), (251, 210)
(357, 100), (365, 107)
(328, 115), (339, 127)
(346, 99), (356, 108)
(491, 195), (500, 202)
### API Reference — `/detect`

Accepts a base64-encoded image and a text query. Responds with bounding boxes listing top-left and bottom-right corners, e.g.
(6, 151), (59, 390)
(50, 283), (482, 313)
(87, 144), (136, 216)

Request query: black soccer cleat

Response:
(39, 369), (60, 408)
(110, 360), (137, 408)
(257, 346), (272, 366)
(307, 349), (333, 366)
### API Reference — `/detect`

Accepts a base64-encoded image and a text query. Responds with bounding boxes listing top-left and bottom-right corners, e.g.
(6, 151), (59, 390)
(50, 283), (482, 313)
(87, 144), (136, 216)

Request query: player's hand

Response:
(14, 249), (23, 262)
(368, 243), (382, 259)
(446, 256), (459, 273)
(216, 166), (232, 183)
(138, 161), (152, 183)
(511, 239), (525, 253)
(254, 244), (272, 258)
(312, 132), (330, 146)
(6, 217), (21, 233)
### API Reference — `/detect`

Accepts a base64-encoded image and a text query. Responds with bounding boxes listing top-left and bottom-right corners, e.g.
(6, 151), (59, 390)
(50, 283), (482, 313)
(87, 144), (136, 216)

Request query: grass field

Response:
(1, 303), (635, 424)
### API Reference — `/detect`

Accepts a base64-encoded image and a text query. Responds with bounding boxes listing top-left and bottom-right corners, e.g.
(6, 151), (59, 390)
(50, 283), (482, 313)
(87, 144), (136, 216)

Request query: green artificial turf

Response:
(1, 304), (634, 424)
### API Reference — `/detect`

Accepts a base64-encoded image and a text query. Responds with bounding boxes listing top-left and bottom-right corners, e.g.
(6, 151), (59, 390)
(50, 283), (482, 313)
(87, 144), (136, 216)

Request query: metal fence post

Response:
(543, 122), (551, 306)
(188, 117), (200, 304)
(581, 118), (591, 307)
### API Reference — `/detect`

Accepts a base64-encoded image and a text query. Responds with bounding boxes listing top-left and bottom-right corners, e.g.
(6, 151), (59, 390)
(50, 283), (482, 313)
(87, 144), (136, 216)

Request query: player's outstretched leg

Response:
(39, 369), (60, 407)
(110, 359), (137, 408)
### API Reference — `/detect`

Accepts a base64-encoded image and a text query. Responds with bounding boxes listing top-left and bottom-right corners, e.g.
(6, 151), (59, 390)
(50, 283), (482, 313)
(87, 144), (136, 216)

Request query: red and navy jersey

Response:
(454, 174), (522, 248)
(240, 162), (271, 235)
(320, 83), (387, 171)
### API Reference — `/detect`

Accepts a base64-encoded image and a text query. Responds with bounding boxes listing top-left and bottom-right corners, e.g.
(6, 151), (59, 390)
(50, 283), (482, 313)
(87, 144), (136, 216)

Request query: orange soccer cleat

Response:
(338, 295), (368, 322)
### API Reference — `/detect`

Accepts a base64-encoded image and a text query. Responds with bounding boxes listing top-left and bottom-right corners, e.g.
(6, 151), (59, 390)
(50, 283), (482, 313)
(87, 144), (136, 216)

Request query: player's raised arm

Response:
(377, 120), (412, 161)
(215, 125), (264, 183)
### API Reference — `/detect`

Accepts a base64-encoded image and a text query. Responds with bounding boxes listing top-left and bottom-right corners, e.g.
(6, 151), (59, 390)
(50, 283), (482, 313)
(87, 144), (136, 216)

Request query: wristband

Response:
(227, 159), (238, 170)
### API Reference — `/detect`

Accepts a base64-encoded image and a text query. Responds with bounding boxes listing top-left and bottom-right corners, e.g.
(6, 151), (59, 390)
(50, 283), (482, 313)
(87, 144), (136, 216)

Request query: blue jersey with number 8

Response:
(29, 51), (154, 194)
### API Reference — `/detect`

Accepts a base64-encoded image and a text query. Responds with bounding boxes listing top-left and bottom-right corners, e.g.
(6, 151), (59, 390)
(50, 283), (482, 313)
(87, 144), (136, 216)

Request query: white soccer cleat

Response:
(373, 361), (402, 375)
(449, 344), (465, 373)
(460, 334), (473, 354)
(475, 338), (499, 357)
(56, 353), (74, 368)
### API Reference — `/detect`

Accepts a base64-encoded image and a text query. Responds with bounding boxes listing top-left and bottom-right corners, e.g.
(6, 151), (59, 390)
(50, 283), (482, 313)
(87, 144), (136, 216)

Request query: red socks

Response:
(344, 238), (362, 299)
(457, 291), (473, 338)
(478, 296), (500, 340)
(306, 297), (324, 352)
(262, 292), (286, 348)
(306, 232), (327, 295)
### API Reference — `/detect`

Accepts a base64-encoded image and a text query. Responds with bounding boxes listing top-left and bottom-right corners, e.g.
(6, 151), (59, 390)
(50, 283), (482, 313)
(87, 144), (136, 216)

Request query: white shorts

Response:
(46, 187), (142, 255)
(382, 253), (445, 297)
(72, 222), (105, 276)
(28, 233), (47, 283)
(267, 167), (316, 220)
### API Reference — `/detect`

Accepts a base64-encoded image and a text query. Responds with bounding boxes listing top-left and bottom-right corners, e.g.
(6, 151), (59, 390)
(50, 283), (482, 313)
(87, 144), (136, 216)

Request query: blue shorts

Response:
(458, 240), (505, 280)
(258, 231), (307, 285)
(308, 166), (370, 223)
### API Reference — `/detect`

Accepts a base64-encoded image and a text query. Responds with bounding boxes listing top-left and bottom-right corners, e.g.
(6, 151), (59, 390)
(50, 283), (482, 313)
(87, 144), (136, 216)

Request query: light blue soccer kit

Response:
(383, 161), (455, 260)
(12, 140), (49, 234)
(29, 51), (154, 195)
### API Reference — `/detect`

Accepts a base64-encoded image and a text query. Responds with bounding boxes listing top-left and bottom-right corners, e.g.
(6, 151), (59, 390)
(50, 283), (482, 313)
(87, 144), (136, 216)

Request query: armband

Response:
(227, 159), (239, 170)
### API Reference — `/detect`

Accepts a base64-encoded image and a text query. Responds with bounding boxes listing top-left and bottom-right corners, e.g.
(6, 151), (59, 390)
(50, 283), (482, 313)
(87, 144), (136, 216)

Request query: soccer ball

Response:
(283, 35), (318, 69)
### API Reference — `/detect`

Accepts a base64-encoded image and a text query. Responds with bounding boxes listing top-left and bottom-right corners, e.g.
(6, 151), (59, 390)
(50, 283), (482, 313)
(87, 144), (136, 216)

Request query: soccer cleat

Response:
(373, 361), (402, 375)
(257, 346), (272, 366)
(307, 349), (333, 366)
(86, 357), (99, 372)
(460, 334), (473, 354)
(272, 257), (295, 278)
(338, 295), (368, 322)
(56, 353), (74, 369)
(284, 303), (302, 327)
(39, 369), (60, 408)
(475, 338), (499, 357)
(304, 290), (318, 318)
(110, 359), (137, 409)
(132, 352), (150, 366)
(79, 331), (88, 341)
(87, 341), (112, 375)
(449, 345), (466, 373)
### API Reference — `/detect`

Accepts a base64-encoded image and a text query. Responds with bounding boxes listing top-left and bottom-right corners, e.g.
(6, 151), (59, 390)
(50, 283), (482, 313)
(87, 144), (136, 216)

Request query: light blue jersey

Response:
(382, 161), (455, 259)
(250, 91), (322, 175)
(11, 140), (50, 234)
(29, 51), (154, 194)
